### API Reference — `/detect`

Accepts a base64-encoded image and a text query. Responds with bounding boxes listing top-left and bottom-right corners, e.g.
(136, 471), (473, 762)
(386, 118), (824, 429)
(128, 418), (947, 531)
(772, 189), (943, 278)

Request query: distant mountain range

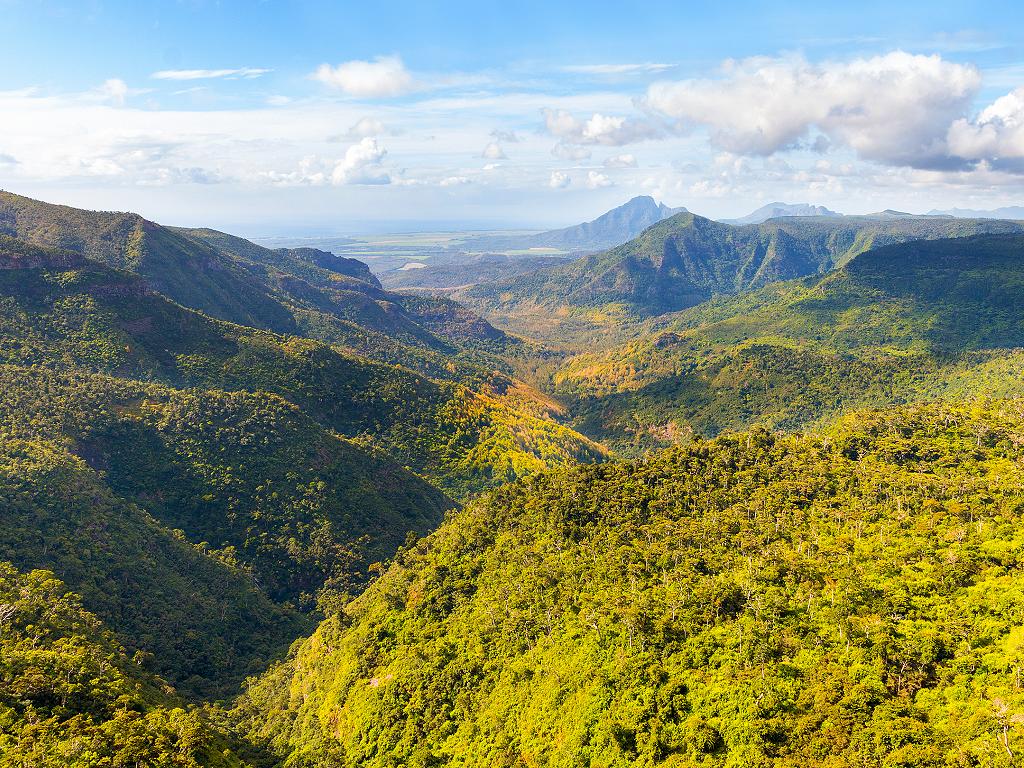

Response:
(459, 195), (686, 253)
(462, 211), (1024, 335)
(720, 201), (841, 225)
(558, 232), (1024, 449)
(927, 205), (1024, 220)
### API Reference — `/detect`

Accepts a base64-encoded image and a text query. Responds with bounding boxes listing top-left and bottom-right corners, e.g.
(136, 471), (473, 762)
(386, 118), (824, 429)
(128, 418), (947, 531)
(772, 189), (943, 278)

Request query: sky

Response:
(2, 0), (1024, 234)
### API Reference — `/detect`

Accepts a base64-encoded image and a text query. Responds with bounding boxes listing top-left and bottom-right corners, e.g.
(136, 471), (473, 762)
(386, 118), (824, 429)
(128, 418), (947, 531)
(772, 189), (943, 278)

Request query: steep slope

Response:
(0, 233), (603, 698)
(0, 233), (604, 498)
(557, 234), (1024, 449)
(464, 212), (1024, 340)
(234, 401), (1024, 768)
(0, 562), (256, 766)
(0, 190), (296, 331)
(721, 201), (841, 225)
(0, 414), (308, 699)
(0, 192), (515, 381)
(460, 196), (685, 253)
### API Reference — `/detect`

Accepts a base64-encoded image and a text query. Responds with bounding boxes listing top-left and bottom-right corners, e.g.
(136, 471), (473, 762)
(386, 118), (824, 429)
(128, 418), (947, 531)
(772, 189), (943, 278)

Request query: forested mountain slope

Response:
(0, 405), (309, 699)
(0, 192), (514, 380)
(464, 212), (1024, 339)
(555, 234), (1024, 449)
(0, 220), (603, 702)
(0, 563), (259, 767)
(0, 234), (604, 497)
(234, 401), (1024, 768)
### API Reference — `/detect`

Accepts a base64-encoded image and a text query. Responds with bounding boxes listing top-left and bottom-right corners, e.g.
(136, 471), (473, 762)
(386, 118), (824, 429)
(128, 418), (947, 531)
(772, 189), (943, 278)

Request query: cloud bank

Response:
(644, 52), (984, 170)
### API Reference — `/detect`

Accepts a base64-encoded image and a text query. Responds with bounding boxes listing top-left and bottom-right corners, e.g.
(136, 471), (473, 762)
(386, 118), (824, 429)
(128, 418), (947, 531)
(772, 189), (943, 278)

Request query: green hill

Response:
(0, 234), (604, 497)
(0, 224), (603, 699)
(233, 401), (1024, 767)
(464, 213), (1024, 341)
(556, 234), (1024, 450)
(0, 191), (516, 381)
(0, 561), (260, 766)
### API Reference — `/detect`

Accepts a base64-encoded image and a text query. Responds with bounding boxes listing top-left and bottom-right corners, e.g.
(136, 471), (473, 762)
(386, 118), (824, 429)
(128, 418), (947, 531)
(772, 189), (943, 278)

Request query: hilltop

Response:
(459, 195), (685, 254)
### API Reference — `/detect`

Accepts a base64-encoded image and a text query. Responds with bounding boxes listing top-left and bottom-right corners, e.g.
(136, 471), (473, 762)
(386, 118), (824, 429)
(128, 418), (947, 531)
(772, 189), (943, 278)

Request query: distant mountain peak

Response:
(460, 195), (687, 253)
(722, 202), (841, 225)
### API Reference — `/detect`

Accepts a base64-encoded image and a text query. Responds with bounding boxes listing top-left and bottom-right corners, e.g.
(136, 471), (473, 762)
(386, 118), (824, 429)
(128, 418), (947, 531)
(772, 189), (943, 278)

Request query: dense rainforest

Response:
(3, 193), (1024, 767)
(235, 402), (1024, 768)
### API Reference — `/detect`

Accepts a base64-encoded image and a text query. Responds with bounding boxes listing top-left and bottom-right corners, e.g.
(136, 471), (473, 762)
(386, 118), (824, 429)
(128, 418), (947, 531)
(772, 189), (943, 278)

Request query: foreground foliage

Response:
(0, 563), (253, 767)
(237, 401), (1024, 767)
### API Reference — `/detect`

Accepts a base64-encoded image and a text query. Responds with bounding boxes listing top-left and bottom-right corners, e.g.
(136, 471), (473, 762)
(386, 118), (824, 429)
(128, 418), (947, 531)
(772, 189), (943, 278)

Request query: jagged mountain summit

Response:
(721, 201), (842, 225)
(460, 195), (686, 253)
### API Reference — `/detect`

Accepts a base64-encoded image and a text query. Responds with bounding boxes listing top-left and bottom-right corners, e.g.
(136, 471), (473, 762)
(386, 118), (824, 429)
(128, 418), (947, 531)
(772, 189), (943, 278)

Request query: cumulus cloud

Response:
(152, 68), (271, 80)
(604, 153), (638, 168)
(481, 141), (506, 159)
(439, 175), (471, 186)
(262, 139), (391, 186)
(137, 166), (224, 186)
(549, 171), (571, 189)
(313, 55), (416, 98)
(586, 170), (613, 188)
(331, 137), (390, 184)
(644, 52), (980, 169)
(947, 87), (1024, 171)
(542, 108), (661, 146)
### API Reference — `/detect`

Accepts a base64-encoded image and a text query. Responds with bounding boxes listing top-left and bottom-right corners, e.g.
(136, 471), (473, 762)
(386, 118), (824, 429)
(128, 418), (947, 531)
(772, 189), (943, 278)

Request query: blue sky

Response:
(2, 0), (1024, 233)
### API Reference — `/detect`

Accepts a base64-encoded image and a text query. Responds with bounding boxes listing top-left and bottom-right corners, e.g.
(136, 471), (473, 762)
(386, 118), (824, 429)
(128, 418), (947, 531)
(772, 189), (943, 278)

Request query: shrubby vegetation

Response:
(0, 562), (254, 766)
(7, 191), (1024, 766)
(0, 239), (603, 497)
(557, 235), (1024, 451)
(0, 200), (601, 704)
(236, 401), (1024, 767)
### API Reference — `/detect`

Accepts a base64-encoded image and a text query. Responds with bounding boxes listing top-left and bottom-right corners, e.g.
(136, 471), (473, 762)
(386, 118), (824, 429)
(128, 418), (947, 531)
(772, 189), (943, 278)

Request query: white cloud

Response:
(604, 153), (638, 168)
(439, 175), (471, 186)
(542, 108), (661, 146)
(586, 170), (613, 188)
(482, 163), (501, 171)
(96, 79), (129, 106)
(481, 141), (506, 159)
(344, 116), (387, 139)
(552, 142), (592, 161)
(331, 137), (390, 184)
(152, 68), (271, 81)
(563, 63), (673, 75)
(549, 171), (571, 189)
(644, 52), (980, 169)
(313, 55), (416, 98)
(259, 139), (390, 187)
(947, 87), (1024, 171)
